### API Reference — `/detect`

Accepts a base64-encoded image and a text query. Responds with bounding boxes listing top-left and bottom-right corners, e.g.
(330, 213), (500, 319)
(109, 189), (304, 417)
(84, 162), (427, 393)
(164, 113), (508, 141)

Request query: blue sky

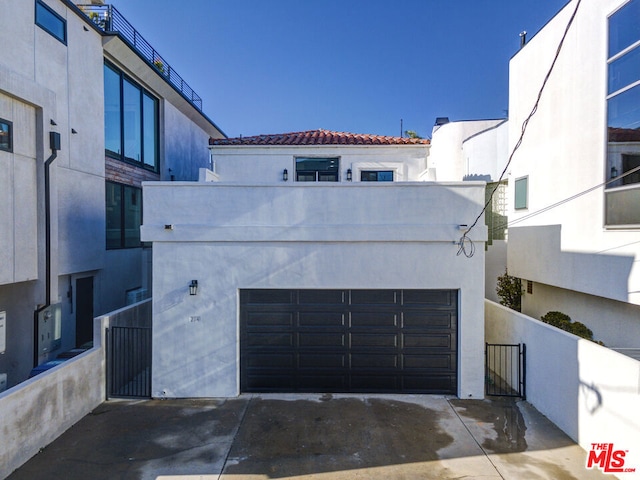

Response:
(113, 0), (569, 139)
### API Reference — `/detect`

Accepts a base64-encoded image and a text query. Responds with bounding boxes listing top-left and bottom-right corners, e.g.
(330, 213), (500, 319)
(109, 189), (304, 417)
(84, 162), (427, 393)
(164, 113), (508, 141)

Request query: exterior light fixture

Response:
(283, 169), (288, 181)
(346, 168), (352, 181)
(611, 166), (618, 179)
(189, 280), (198, 296)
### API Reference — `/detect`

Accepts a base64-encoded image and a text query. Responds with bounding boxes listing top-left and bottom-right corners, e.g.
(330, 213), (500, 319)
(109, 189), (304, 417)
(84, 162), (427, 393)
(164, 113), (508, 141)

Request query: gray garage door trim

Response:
(240, 289), (458, 394)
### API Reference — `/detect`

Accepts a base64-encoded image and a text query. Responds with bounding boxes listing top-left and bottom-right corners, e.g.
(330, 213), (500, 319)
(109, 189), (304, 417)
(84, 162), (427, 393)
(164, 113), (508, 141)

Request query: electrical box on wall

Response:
(0, 311), (6, 354)
(38, 303), (61, 355)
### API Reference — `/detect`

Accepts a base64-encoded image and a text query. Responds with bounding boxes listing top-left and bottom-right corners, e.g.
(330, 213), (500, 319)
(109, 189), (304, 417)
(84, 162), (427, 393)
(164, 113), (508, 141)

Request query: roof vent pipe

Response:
(520, 31), (527, 49)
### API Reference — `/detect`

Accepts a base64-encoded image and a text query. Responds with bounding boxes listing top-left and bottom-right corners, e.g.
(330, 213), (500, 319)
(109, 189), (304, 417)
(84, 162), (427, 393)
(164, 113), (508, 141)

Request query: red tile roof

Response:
(209, 129), (430, 146)
(608, 127), (640, 143)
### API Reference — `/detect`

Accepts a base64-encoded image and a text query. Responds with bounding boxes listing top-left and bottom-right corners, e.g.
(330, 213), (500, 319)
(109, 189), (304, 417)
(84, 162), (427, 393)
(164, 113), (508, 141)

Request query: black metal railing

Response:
(78, 4), (203, 111)
(485, 343), (526, 399)
(107, 326), (152, 398)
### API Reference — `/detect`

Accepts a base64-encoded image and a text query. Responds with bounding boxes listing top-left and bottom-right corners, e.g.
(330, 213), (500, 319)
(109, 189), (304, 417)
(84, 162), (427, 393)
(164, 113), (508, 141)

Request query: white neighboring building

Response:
(143, 131), (488, 399)
(0, 0), (223, 388)
(507, 0), (640, 348)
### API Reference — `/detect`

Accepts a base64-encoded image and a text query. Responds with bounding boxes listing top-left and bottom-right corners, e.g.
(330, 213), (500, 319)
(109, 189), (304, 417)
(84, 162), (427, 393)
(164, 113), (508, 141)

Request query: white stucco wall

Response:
(429, 119), (507, 181)
(486, 300), (640, 461)
(508, 0), (640, 306)
(208, 144), (429, 183)
(142, 182), (487, 399)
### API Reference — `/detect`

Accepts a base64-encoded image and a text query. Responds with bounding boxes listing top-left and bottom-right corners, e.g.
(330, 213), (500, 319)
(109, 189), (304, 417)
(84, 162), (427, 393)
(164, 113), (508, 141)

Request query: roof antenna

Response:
(519, 31), (527, 49)
(400, 118), (403, 137)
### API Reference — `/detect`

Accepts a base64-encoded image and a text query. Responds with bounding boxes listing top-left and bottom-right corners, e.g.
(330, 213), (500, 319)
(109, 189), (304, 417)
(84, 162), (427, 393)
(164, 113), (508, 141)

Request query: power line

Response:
(457, 0), (583, 258)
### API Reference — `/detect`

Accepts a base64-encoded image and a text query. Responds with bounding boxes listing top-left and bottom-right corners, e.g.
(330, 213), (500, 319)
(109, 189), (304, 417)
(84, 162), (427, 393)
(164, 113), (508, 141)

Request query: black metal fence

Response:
(78, 4), (203, 111)
(107, 326), (151, 398)
(485, 343), (526, 399)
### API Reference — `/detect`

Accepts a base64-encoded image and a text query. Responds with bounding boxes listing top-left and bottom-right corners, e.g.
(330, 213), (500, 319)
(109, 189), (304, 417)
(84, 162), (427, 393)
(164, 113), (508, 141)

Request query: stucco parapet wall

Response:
(141, 182), (488, 243)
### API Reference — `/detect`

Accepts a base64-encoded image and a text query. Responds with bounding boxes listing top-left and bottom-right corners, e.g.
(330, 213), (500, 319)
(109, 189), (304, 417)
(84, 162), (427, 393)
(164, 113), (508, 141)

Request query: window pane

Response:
(123, 78), (141, 163)
(0, 120), (12, 152)
(361, 171), (393, 182)
(142, 93), (157, 168)
(295, 157), (339, 182)
(606, 187), (640, 225)
(514, 177), (528, 210)
(622, 154), (640, 185)
(608, 46), (640, 94)
(297, 172), (316, 182)
(123, 186), (141, 247)
(106, 182), (122, 249)
(35, 0), (66, 43)
(608, 0), (640, 58)
(608, 83), (640, 130)
(104, 64), (121, 157)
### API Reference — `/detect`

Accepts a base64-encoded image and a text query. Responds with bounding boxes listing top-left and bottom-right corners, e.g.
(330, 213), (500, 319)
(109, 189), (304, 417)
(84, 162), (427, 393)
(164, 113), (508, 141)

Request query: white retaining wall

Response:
(485, 299), (640, 464)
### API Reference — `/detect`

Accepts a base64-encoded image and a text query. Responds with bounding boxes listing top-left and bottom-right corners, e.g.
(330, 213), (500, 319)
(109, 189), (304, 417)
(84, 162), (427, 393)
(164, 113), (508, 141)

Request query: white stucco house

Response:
(142, 130), (488, 398)
(505, 0), (640, 350)
(0, 0), (224, 389)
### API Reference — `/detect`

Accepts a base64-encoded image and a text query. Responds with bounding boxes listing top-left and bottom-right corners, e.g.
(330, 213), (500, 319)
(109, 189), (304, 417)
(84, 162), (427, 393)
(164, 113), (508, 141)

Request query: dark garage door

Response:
(240, 289), (457, 394)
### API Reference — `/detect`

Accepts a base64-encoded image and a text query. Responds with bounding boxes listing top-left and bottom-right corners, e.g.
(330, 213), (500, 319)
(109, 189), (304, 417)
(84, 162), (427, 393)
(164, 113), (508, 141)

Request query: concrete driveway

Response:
(7, 394), (611, 480)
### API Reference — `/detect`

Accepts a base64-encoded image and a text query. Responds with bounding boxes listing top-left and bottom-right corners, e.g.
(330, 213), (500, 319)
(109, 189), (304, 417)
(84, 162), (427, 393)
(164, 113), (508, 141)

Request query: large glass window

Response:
(106, 181), (142, 249)
(104, 62), (158, 171)
(35, 0), (66, 44)
(295, 157), (339, 182)
(606, 0), (640, 227)
(0, 119), (12, 152)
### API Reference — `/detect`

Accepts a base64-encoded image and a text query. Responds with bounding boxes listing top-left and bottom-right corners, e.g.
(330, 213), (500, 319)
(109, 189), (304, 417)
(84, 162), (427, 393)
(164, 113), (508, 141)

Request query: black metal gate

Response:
(485, 343), (526, 399)
(107, 326), (152, 398)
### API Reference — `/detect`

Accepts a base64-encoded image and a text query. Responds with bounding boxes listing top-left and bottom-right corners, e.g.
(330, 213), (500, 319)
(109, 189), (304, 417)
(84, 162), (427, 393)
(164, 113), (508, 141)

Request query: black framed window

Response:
(106, 181), (142, 249)
(295, 157), (339, 182)
(361, 170), (393, 182)
(104, 62), (159, 171)
(0, 119), (12, 152)
(606, 0), (640, 227)
(35, 0), (66, 44)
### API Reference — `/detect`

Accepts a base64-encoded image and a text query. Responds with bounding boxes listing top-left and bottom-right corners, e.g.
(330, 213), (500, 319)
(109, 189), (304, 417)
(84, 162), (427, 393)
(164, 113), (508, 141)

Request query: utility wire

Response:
(457, 0), (583, 258)
(488, 164), (640, 234)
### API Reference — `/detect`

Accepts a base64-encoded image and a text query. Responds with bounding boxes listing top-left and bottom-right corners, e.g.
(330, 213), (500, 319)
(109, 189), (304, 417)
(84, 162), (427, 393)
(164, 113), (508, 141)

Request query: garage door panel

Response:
(241, 289), (457, 394)
(246, 353), (294, 368)
(403, 289), (454, 306)
(299, 332), (345, 347)
(246, 311), (294, 327)
(350, 311), (398, 327)
(351, 353), (398, 368)
(351, 333), (397, 347)
(246, 333), (294, 347)
(299, 312), (345, 327)
(403, 312), (456, 328)
(403, 333), (453, 348)
(351, 290), (399, 305)
(403, 354), (454, 370)
(298, 290), (346, 305)
(299, 354), (346, 368)
(242, 289), (295, 305)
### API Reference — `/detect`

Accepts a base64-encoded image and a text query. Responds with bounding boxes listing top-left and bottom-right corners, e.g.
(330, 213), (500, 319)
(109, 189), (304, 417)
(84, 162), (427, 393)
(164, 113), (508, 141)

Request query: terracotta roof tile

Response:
(608, 127), (640, 143)
(209, 129), (430, 146)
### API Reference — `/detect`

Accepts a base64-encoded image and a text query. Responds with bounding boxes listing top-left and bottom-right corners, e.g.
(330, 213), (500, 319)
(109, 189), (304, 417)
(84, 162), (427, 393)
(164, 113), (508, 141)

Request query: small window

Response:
(35, 0), (67, 44)
(295, 157), (339, 182)
(514, 176), (528, 210)
(361, 171), (393, 182)
(106, 181), (142, 249)
(0, 119), (12, 152)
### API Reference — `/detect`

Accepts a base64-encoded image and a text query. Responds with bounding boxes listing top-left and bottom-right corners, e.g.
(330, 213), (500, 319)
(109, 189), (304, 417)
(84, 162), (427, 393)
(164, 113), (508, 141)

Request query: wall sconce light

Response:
(189, 280), (198, 296)
(611, 166), (618, 179)
(346, 169), (352, 181)
(283, 169), (288, 182)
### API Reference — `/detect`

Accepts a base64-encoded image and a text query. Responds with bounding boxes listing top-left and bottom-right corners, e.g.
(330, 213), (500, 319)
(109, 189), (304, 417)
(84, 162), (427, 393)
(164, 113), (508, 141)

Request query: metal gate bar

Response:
(485, 343), (526, 399)
(107, 326), (152, 398)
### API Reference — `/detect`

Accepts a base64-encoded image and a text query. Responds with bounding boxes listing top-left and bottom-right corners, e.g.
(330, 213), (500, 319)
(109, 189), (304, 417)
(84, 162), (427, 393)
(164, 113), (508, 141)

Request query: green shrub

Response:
(496, 269), (522, 312)
(540, 310), (602, 344)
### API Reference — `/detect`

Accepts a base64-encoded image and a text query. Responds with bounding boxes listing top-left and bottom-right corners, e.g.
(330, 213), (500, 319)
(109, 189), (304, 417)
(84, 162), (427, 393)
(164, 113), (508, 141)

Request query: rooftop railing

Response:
(78, 4), (203, 111)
